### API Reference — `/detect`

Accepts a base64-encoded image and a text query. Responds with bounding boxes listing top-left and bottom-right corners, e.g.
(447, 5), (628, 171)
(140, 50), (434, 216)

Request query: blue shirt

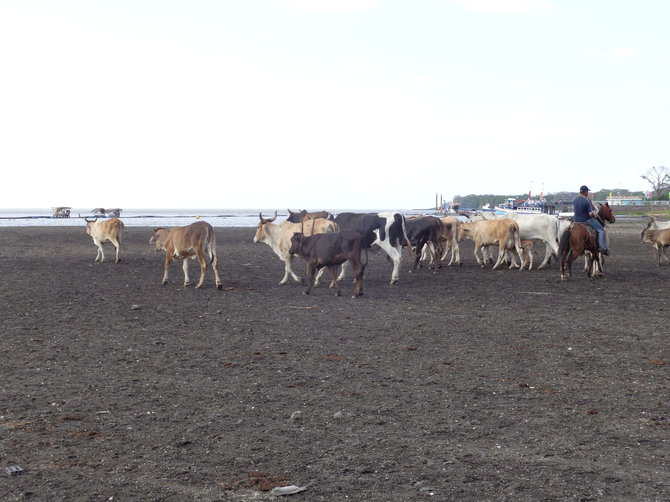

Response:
(573, 195), (594, 222)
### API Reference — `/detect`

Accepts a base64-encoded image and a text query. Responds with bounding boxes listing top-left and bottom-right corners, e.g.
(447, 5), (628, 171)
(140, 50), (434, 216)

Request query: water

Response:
(0, 208), (422, 227)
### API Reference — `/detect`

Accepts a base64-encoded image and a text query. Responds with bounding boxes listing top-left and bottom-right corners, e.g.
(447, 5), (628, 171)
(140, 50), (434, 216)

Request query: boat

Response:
(494, 197), (555, 215)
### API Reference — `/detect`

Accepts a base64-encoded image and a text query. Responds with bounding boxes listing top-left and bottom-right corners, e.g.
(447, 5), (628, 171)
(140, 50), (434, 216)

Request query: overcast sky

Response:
(1, 0), (668, 209)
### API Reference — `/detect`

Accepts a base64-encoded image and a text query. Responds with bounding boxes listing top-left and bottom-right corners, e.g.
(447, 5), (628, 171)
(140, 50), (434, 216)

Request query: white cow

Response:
(254, 212), (339, 285)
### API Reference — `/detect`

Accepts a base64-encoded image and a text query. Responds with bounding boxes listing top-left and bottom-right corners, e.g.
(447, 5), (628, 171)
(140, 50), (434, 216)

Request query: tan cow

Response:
(640, 224), (670, 266)
(85, 217), (124, 263)
(254, 211), (339, 285)
(150, 221), (222, 289)
(458, 218), (524, 270)
(439, 216), (462, 266)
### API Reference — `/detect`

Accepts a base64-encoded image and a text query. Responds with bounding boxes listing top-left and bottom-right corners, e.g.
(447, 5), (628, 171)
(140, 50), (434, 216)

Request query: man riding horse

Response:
(573, 185), (608, 255)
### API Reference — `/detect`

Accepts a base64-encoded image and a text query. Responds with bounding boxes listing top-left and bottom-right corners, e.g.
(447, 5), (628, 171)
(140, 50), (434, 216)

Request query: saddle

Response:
(572, 222), (604, 251)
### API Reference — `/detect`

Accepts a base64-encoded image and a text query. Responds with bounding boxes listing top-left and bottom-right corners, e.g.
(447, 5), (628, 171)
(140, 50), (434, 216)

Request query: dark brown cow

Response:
(289, 231), (367, 298)
(286, 209), (334, 223)
(404, 216), (443, 271)
(149, 221), (222, 289)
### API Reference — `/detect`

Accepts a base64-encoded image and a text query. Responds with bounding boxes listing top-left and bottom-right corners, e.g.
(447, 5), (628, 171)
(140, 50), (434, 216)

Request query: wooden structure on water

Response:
(52, 207), (71, 218)
(92, 208), (122, 217)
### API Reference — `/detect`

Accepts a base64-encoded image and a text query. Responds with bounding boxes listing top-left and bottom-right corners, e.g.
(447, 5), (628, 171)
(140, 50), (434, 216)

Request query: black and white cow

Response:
(333, 211), (410, 285)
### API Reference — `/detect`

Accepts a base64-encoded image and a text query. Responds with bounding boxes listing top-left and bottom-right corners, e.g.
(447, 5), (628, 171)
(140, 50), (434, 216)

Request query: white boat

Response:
(494, 198), (548, 215)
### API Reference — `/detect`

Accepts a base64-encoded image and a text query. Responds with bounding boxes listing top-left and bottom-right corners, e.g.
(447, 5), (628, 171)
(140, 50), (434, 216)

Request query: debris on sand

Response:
(270, 484), (308, 496)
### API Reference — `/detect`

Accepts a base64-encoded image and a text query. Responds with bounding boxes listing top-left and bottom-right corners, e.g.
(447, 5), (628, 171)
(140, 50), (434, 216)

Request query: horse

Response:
(558, 202), (616, 281)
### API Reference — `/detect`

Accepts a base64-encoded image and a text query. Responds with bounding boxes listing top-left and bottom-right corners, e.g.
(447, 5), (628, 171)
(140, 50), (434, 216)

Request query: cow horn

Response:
(259, 212), (266, 223)
(267, 210), (277, 223)
(287, 208), (294, 214)
(84, 216), (96, 223)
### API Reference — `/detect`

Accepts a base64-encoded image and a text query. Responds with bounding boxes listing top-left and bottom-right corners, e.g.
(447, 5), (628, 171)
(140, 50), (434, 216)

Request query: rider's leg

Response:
(586, 218), (607, 251)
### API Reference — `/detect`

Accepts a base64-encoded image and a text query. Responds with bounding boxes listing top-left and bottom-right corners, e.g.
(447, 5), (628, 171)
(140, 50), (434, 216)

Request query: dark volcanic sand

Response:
(0, 221), (668, 501)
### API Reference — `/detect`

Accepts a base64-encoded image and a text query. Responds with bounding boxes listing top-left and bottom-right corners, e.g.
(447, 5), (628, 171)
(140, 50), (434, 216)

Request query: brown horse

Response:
(559, 202), (616, 281)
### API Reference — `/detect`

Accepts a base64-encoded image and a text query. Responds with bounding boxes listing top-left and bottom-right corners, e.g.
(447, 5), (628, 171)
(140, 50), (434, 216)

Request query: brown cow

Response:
(85, 217), (124, 263)
(286, 209), (334, 223)
(289, 230), (367, 298)
(150, 221), (222, 289)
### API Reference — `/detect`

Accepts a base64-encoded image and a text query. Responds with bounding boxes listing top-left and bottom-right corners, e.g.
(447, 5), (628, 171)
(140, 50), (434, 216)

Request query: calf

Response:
(85, 217), (124, 263)
(289, 231), (368, 298)
(150, 221), (222, 289)
(641, 224), (670, 266)
(505, 239), (535, 270)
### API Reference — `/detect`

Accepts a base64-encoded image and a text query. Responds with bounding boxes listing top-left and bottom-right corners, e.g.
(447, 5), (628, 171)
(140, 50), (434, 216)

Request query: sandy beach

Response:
(1, 221), (668, 501)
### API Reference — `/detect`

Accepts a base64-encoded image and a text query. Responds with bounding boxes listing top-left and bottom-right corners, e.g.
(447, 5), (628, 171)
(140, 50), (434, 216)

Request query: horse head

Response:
(598, 202), (616, 224)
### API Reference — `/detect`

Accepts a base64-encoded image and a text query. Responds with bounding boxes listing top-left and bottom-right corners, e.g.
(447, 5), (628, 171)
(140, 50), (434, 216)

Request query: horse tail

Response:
(558, 225), (571, 261)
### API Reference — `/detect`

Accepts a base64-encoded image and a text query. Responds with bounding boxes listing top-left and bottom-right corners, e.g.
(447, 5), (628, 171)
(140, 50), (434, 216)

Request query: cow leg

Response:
(303, 263), (317, 295)
(352, 262), (365, 298)
(473, 245), (483, 266)
(414, 241), (424, 270)
(337, 260), (350, 282)
(660, 245), (670, 265)
(161, 255), (172, 285)
(280, 254), (302, 285)
(514, 241), (525, 272)
(447, 242), (461, 266)
(314, 266), (328, 287)
(182, 258), (191, 287)
(538, 243), (553, 269)
(211, 253), (223, 290)
(492, 245), (506, 270)
(94, 239), (105, 262)
(384, 244), (402, 285)
(329, 266), (341, 296)
(109, 239), (121, 263)
(194, 250), (208, 288)
(112, 239), (121, 263)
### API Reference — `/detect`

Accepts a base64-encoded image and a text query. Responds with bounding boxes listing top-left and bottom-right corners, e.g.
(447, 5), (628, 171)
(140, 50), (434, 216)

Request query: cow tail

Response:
(391, 213), (412, 249)
(512, 222), (521, 250)
(207, 225), (216, 263)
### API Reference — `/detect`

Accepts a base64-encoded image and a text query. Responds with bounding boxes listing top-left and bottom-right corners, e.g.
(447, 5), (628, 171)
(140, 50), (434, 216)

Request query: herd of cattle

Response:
(83, 210), (670, 297)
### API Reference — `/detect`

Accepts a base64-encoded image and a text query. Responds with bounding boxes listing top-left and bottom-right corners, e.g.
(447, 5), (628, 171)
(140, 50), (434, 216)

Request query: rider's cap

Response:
(580, 185), (589, 192)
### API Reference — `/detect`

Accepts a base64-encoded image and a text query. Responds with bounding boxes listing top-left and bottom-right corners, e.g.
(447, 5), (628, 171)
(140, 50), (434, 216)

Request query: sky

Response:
(1, 0), (668, 209)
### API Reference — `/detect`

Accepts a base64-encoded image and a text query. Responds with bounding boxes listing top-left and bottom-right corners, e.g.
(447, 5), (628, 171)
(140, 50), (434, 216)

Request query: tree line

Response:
(453, 167), (669, 210)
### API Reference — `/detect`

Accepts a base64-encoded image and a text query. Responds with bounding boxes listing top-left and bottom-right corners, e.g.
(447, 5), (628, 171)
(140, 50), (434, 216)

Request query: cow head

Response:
(289, 232), (304, 256)
(286, 209), (306, 223)
(254, 211), (278, 243)
(150, 228), (169, 252)
(456, 222), (468, 241)
(84, 217), (98, 236)
(641, 220), (657, 243)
